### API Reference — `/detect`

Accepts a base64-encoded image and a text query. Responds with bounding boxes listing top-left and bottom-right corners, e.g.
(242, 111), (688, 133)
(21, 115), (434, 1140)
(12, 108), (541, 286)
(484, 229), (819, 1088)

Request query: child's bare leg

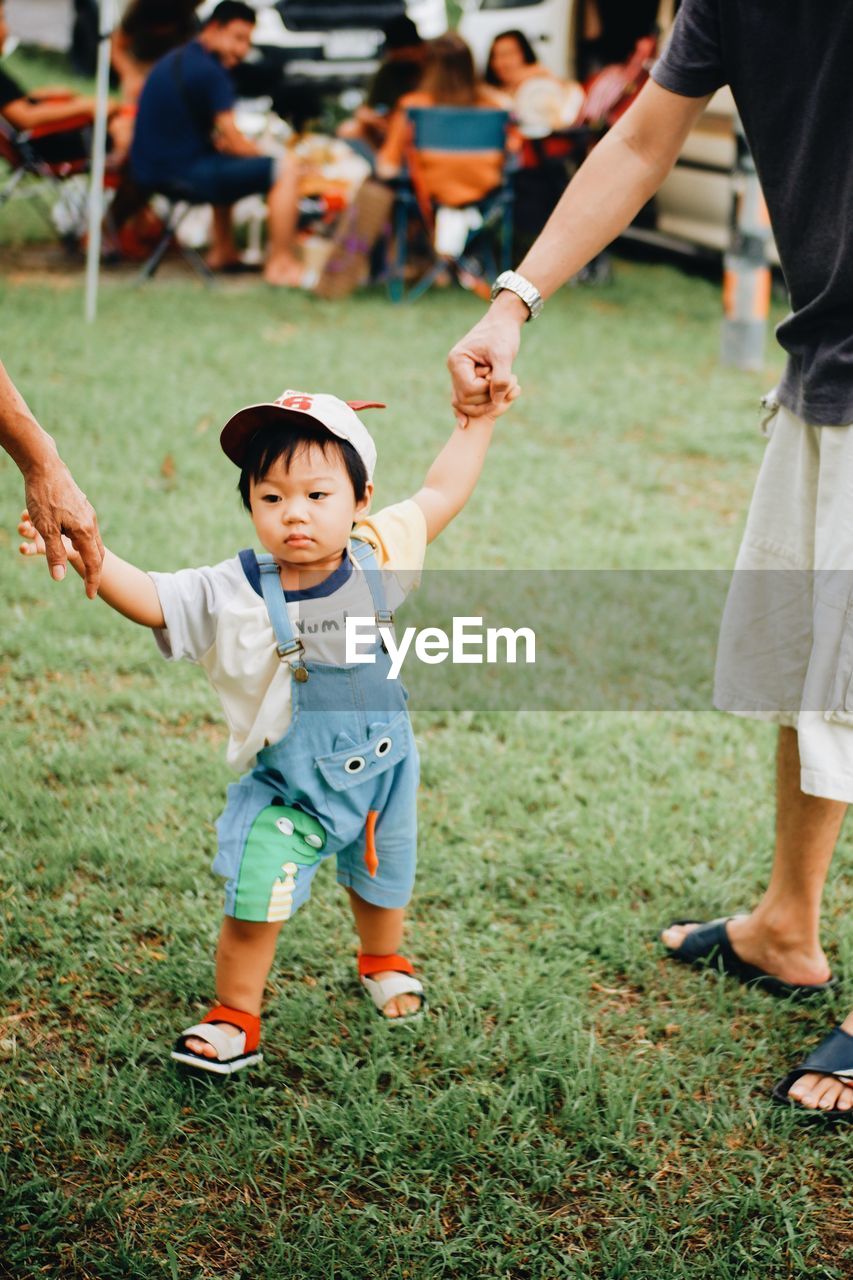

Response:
(346, 890), (421, 1019)
(184, 916), (282, 1059)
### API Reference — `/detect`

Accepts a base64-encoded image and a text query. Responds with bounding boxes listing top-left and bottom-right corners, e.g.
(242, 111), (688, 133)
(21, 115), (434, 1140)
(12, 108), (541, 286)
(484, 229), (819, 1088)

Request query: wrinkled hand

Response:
(18, 509), (82, 575)
(447, 298), (525, 427)
(21, 459), (103, 597)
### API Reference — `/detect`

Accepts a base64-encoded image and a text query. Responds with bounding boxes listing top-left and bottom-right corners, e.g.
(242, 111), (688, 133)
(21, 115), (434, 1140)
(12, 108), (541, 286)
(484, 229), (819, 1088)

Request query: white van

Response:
(459, 0), (759, 260)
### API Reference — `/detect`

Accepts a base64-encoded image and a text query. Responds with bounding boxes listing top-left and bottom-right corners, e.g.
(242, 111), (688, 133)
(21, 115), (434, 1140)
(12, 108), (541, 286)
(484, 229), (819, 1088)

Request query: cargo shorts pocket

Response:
(821, 592), (853, 727)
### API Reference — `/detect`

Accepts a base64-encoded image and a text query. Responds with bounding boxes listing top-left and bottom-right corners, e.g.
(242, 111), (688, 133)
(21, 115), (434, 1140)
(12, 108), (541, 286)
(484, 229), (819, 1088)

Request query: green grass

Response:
(0, 246), (851, 1276)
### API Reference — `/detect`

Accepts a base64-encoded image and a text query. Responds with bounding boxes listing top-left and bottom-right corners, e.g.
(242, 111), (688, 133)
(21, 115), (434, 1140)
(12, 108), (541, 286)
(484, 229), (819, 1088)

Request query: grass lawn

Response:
(0, 229), (851, 1273)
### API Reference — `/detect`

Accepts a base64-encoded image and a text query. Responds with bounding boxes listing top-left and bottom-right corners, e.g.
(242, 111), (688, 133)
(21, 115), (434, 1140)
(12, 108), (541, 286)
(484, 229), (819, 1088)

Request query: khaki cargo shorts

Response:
(714, 395), (853, 802)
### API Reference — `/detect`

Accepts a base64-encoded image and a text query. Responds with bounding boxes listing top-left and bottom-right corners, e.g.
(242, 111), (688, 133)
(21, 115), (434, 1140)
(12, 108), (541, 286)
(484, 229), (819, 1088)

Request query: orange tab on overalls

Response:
(364, 810), (379, 877)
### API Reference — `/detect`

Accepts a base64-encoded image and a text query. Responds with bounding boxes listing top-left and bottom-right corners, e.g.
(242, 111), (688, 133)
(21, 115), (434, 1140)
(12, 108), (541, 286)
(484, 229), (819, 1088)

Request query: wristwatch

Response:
(490, 270), (544, 321)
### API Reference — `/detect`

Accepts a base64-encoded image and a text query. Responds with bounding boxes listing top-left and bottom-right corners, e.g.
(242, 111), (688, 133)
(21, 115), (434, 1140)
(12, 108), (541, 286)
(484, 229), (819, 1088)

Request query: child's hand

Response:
(459, 364), (521, 426)
(18, 509), (82, 570)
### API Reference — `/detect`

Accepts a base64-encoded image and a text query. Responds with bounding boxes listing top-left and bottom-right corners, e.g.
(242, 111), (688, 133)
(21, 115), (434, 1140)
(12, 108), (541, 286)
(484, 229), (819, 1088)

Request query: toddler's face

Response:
(249, 444), (371, 574)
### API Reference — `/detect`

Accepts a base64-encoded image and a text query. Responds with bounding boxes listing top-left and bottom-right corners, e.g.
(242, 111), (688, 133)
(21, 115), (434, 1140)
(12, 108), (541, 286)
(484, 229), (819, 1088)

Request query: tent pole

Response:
(85, 0), (115, 323)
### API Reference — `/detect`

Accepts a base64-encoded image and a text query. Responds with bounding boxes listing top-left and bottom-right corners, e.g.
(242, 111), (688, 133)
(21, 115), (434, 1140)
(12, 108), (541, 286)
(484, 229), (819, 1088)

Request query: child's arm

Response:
(18, 510), (165, 628)
(411, 373), (519, 543)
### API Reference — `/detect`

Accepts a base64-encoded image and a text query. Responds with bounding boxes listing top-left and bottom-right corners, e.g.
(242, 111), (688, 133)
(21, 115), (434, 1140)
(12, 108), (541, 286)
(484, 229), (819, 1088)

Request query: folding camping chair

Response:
(388, 106), (514, 303)
(0, 110), (95, 247)
(131, 184), (366, 287)
(130, 185), (217, 285)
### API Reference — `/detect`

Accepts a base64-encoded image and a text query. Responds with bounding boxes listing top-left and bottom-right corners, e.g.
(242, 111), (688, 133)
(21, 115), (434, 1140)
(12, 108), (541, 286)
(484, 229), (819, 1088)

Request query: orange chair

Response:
(0, 106), (101, 246)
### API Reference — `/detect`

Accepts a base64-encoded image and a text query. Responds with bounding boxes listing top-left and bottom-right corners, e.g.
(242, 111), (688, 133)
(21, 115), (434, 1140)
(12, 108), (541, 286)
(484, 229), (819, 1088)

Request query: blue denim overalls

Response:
(214, 539), (419, 923)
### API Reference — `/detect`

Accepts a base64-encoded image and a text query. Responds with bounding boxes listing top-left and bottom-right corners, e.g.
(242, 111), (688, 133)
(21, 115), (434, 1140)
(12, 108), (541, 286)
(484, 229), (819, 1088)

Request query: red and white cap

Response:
(220, 389), (385, 480)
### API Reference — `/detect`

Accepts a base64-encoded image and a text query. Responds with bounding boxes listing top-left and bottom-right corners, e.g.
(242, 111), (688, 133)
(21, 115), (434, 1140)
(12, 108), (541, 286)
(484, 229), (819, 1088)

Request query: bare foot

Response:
(369, 969), (423, 1019)
(786, 1009), (853, 1113)
(263, 255), (304, 288)
(660, 914), (832, 987)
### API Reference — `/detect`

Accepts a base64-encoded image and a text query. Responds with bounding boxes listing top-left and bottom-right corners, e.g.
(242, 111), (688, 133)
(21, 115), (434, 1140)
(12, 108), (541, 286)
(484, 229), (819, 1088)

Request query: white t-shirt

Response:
(149, 500), (427, 773)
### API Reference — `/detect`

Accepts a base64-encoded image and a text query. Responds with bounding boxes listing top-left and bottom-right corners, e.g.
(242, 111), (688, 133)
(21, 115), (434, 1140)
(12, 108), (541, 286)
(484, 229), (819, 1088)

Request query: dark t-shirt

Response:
(131, 39), (235, 186)
(0, 66), (24, 112)
(653, 0), (853, 426)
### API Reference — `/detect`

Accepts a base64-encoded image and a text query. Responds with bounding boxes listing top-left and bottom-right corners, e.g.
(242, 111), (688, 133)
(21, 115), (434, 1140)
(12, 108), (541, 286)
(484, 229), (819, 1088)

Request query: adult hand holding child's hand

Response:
(448, 291), (528, 427)
(455, 363), (521, 429)
(22, 463), (103, 597)
(18, 508), (81, 573)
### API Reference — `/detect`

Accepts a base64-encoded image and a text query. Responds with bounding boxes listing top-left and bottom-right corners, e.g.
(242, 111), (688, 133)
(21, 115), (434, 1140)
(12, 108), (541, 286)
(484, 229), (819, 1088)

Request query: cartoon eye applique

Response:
(276, 817), (295, 836)
(304, 833), (323, 849)
(344, 755), (366, 775)
(374, 737), (392, 758)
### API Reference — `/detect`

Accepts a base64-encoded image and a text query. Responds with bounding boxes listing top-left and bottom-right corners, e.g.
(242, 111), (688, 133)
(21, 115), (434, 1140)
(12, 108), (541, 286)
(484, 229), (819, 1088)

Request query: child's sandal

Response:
(171, 1004), (263, 1075)
(358, 953), (427, 1024)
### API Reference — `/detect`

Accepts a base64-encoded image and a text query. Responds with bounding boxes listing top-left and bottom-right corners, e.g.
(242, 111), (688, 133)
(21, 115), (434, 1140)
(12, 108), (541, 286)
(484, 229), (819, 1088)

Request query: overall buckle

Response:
(276, 638), (304, 660)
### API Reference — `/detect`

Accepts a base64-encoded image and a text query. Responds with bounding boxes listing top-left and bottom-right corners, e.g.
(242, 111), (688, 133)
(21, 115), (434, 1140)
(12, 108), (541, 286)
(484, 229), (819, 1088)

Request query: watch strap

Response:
(490, 270), (543, 320)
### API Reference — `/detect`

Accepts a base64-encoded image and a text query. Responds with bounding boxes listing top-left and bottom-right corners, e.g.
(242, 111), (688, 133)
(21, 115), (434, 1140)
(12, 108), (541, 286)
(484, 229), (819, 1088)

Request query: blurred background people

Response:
(129, 0), (302, 284)
(108, 0), (202, 156)
(486, 28), (553, 99)
(0, 0), (116, 163)
(112, 0), (202, 105)
(486, 28), (585, 139)
(338, 16), (426, 161)
(376, 32), (505, 200)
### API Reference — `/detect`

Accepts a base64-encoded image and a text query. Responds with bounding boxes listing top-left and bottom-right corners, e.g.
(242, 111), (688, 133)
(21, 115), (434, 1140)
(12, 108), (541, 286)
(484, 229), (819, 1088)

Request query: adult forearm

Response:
(447, 83), (710, 419)
(13, 97), (94, 129)
(517, 123), (675, 299)
(0, 362), (58, 475)
(4, 360), (104, 594)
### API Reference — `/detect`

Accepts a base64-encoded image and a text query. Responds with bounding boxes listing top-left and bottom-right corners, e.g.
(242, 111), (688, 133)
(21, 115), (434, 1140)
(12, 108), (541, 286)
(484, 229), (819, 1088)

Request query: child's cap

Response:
(220, 389), (385, 481)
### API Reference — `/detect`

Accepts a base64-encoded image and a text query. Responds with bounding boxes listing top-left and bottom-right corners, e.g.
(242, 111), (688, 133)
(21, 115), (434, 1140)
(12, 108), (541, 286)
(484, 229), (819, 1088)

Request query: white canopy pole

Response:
(85, 0), (117, 323)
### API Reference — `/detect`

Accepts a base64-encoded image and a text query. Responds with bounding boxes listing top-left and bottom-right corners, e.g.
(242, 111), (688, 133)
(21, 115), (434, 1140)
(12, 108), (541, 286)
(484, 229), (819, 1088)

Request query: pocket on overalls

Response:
(315, 708), (412, 792)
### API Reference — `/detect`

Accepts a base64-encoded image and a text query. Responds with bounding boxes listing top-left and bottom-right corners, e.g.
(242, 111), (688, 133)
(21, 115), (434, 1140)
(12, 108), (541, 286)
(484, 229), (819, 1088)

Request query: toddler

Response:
(19, 382), (517, 1073)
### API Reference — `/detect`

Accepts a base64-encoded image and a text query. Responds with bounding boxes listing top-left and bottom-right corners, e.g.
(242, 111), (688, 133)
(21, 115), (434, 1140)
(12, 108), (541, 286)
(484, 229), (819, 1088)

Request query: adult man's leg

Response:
(207, 205), (241, 270)
(263, 156), (302, 287)
(178, 153), (302, 284)
(663, 725), (852, 1113)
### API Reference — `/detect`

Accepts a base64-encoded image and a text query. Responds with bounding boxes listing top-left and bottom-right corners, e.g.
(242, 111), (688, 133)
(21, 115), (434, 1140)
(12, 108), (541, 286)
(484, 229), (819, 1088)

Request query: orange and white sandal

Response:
(358, 953), (427, 1025)
(171, 1004), (262, 1075)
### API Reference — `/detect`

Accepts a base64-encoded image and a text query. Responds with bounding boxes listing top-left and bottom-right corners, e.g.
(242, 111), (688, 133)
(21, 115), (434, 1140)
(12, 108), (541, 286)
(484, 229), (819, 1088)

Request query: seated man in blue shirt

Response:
(130, 0), (301, 285)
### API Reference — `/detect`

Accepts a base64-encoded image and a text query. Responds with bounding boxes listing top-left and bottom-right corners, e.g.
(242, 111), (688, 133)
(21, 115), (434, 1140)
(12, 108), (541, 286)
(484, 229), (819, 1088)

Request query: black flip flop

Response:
(662, 917), (837, 1000)
(771, 1025), (853, 1121)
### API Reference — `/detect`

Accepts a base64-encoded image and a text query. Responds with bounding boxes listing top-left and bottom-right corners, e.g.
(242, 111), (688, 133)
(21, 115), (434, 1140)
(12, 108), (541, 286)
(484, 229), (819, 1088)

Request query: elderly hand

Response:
(22, 456), (104, 598)
(447, 291), (528, 426)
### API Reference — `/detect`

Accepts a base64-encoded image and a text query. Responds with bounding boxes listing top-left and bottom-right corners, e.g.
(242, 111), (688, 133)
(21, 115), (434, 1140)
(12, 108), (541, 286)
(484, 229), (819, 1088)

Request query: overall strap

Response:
(256, 553), (305, 668)
(350, 537), (394, 626)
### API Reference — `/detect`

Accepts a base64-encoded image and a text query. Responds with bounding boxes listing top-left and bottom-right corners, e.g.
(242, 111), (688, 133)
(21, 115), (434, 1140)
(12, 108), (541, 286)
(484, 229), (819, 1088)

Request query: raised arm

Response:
(18, 511), (164, 628)
(0, 359), (104, 595)
(447, 81), (711, 420)
(411, 375), (519, 542)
